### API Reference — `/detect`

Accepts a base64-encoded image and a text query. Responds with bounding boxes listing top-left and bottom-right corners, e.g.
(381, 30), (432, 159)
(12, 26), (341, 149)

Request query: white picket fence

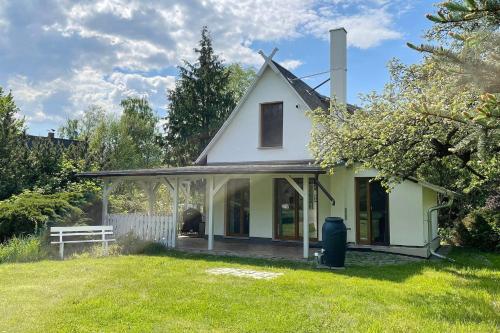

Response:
(107, 214), (176, 247)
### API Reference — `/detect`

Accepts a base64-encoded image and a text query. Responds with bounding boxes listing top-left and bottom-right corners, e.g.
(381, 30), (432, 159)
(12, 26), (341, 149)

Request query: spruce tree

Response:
(164, 27), (236, 166)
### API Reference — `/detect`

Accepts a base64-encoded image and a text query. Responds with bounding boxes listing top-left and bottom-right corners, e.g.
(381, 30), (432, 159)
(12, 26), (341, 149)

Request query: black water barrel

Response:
(322, 217), (347, 267)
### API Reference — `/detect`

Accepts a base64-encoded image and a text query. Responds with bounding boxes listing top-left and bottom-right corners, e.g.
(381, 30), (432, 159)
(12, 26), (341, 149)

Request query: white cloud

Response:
(304, 6), (403, 48)
(7, 69), (175, 125)
(279, 59), (303, 71)
(0, 0), (410, 132)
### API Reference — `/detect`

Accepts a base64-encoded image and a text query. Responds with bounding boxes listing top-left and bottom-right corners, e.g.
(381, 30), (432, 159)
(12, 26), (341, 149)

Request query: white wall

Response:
(208, 169), (436, 249)
(207, 66), (314, 163)
(389, 180), (425, 246)
(249, 175), (273, 238)
(422, 187), (438, 242)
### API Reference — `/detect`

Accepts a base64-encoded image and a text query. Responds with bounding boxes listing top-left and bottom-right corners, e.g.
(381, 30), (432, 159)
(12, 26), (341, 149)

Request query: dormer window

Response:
(260, 102), (283, 148)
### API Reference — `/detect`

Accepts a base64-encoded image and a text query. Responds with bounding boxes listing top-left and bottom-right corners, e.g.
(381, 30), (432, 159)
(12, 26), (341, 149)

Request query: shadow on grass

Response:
(138, 248), (430, 283)
(137, 246), (499, 286)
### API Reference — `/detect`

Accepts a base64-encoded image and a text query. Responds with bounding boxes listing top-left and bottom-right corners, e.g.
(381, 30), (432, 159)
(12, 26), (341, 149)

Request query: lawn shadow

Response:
(139, 246), (499, 286)
(139, 248), (433, 283)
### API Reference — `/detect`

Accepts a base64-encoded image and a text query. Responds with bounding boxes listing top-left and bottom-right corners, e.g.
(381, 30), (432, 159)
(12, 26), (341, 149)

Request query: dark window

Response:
(260, 102), (283, 147)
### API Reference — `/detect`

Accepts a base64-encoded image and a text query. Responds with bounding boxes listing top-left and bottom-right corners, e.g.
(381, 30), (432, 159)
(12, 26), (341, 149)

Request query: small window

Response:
(260, 102), (283, 147)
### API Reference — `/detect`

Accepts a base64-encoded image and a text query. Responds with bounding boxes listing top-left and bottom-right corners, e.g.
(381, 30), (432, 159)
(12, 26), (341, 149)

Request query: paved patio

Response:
(176, 236), (424, 266)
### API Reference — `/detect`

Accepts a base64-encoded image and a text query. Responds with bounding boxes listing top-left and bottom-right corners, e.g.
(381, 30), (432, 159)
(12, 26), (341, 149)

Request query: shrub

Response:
(0, 191), (87, 241)
(0, 235), (48, 263)
(115, 232), (167, 255)
(70, 242), (122, 259)
(454, 209), (500, 251)
(141, 242), (168, 255)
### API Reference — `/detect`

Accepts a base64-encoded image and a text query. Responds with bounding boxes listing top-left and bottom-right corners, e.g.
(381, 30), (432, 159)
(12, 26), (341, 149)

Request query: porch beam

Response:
(179, 181), (190, 198)
(303, 175), (310, 259)
(285, 175), (304, 197)
(316, 178), (335, 206)
(138, 180), (158, 215)
(213, 175), (230, 195)
(180, 180), (190, 210)
(161, 177), (174, 191)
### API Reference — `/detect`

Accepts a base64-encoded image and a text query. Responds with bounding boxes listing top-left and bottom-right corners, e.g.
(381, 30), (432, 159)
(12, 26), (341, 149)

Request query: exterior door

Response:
(274, 178), (317, 240)
(355, 178), (389, 245)
(226, 179), (250, 237)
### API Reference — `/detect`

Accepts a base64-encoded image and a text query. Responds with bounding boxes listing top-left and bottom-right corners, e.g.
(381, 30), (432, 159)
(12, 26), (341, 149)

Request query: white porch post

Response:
(102, 180), (110, 226)
(172, 177), (179, 248)
(303, 175), (310, 259)
(207, 175), (214, 250)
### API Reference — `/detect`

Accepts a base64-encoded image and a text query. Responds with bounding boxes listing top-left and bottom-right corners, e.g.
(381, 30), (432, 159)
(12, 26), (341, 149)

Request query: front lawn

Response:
(0, 249), (498, 332)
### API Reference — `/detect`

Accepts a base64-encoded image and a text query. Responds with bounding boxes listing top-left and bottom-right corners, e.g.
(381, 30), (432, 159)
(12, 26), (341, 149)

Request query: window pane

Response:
(261, 102), (283, 147)
(226, 179), (250, 236)
(276, 179), (295, 238)
(358, 179), (369, 241)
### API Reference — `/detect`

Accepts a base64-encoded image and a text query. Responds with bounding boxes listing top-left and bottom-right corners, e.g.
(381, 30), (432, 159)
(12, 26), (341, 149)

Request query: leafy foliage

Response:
(310, 59), (498, 192)
(225, 63), (257, 102)
(164, 27), (253, 166)
(454, 208), (500, 251)
(310, 1), (499, 193)
(0, 88), (29, 200)
(309, 0), (499, 250)
(0, 190), (93, 242)
(59, 98), (164, 170)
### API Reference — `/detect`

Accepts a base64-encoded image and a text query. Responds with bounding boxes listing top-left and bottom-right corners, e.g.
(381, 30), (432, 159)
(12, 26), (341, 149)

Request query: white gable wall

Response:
(206, 66), (313, 164)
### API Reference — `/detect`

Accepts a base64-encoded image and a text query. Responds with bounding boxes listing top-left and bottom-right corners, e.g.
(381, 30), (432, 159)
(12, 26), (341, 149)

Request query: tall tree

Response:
(225, 63), (257, 102)
(115, 97), (163, 169)
(408, 0), (500, 131)
(0, 88), (29, 199)
(59, 98), (163, 170)
(309, 1), (499, 195)
(164, 27), (237, 166)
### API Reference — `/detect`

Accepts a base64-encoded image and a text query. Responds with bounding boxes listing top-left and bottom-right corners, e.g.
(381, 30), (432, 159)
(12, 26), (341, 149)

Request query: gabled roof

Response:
(195, 52), (337, 164)
(272, 61), (330, 111)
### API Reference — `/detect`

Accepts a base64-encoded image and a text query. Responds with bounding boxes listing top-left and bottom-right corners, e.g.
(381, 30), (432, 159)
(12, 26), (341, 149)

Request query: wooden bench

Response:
(50, 226), (115, 259)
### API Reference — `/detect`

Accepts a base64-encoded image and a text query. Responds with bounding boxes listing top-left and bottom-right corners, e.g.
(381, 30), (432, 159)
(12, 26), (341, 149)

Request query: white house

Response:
(81, 28), (454, 258)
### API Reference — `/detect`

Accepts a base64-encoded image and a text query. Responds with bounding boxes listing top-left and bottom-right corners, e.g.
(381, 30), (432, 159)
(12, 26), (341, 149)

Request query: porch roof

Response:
(77, 163), (325, 178)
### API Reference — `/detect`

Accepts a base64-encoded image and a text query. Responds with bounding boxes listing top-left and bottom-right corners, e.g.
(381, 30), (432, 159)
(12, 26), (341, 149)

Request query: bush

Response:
(115, 232), (168, 255)
(0, 191), (88, 241)
(454, 209), (500, 251)
(0, 235), (48, 263)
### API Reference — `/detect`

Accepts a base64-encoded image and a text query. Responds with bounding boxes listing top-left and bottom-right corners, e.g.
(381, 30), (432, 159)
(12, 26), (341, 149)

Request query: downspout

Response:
(426, 194), (454, 261)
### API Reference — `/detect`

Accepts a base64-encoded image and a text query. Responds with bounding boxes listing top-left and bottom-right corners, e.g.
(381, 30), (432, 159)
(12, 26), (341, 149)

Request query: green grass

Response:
(0, 248), (498, 332)
(0, 235), (47, 264)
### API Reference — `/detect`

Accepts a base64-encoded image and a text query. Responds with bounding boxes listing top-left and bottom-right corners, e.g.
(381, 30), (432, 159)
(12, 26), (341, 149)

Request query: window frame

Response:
(259, 101), (284, 148)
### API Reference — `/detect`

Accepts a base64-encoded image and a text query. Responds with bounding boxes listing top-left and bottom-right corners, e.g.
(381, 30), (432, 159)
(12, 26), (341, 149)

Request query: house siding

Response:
(208, 169), (435, 251)
(422, 187), (439, 244)
(206, 66), (314, 164)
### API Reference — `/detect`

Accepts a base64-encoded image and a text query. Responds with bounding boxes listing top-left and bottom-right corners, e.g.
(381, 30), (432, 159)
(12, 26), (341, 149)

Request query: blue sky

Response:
(0, 0), (436, 135)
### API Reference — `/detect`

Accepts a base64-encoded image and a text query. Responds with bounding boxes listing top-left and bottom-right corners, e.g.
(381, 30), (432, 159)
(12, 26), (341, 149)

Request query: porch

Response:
(79, 163), (329, 259)
(177, 236), (318, 261)
(176, 237), (423, 265)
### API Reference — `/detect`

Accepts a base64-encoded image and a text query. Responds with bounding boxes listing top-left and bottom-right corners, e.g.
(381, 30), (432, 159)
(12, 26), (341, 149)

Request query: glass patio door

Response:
(355, 178), (389, 245)
(274, 178), (317, 240)
(226, 179), (250, 237)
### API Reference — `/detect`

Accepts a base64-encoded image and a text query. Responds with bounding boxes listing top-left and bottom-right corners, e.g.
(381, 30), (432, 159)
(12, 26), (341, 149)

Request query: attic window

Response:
(260, 102), (283, 148)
